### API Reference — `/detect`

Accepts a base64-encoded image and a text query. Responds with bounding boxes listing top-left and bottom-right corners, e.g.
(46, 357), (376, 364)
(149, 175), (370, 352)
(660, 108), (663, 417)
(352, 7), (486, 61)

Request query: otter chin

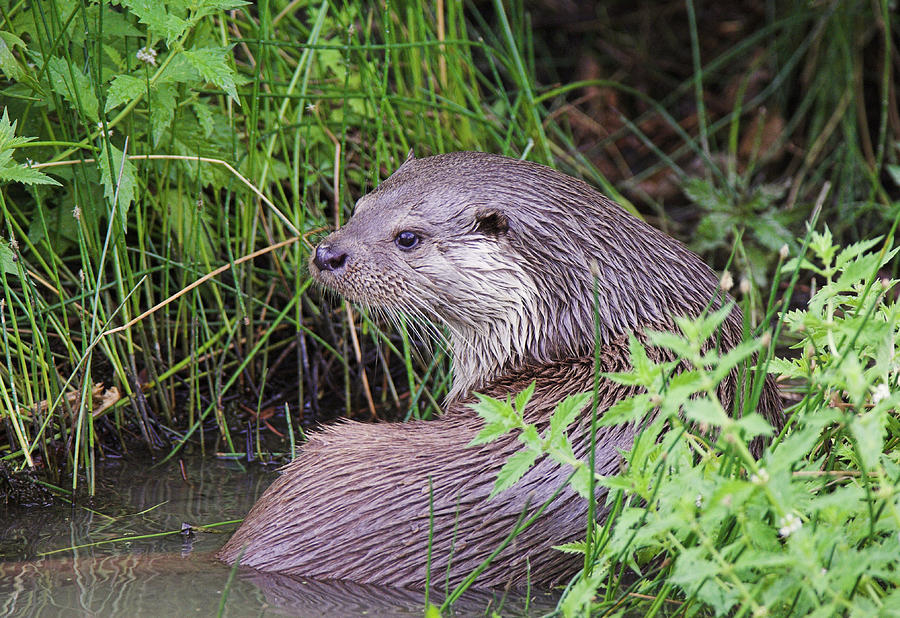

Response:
(217, 151), (783, 588)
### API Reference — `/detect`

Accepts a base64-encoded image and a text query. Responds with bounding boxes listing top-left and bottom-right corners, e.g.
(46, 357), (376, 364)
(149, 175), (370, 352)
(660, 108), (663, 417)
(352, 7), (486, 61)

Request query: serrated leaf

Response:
(568, 466), (592, 499)
(552, 540), (587, 554)
(781, 256), (821, 276)
(647, 330), (694, 359)
(98, 143), (137, 215)
(767, 356), (806, 379)
(0, 241), (16, 275)
(850, 408), (886, 470)
(0, 108), (59, 187)
(193, 0), (250, 21)
(105, 74), (145, 113)
(660, 370), (705, 415)
(150, 83), (177, 146)
(514, 380), (535, 413)
(834, 236), (883, 270)
(602, 370), (646, 386)
(709, 338), (762, 383)
(469, 422), (512, 446)
(103, 44), (126, 72)
(599, 393), (653, 426)
(734, 413), (773, 438)
(809, 226), (836, 267)
(0, 164), (61, 186)
(183, 46), (239, 102)
(767, 426), (821, 472)
(836, 252), (886, 290)
(753, 213), (793, 251)
(0, 31), (26, 81)
(468, 393), (522, 445)
(191, 100), (215, 137)
(45, 56), (99, 122)
(121, 0), (189, 43)
(468, 392), (518, 426)
(549, 392), (591, 436)
(560, 566), (606, 618)
(519, 425), (541, 450)
(683, 396), (730, 428)
(489, 448), (540, 498)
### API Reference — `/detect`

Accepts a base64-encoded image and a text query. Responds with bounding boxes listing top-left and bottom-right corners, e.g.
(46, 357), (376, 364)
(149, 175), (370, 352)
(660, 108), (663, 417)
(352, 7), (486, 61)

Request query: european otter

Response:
(218, 151), (783, 588)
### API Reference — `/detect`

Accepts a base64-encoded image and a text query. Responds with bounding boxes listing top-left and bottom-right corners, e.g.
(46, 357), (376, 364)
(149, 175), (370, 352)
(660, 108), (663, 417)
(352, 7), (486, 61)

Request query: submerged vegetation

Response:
(0, 0), (898, 614)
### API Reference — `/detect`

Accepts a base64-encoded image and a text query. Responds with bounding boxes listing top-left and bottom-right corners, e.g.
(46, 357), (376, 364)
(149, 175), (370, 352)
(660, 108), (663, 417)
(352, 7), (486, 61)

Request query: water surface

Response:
(0, 455), (557, 616)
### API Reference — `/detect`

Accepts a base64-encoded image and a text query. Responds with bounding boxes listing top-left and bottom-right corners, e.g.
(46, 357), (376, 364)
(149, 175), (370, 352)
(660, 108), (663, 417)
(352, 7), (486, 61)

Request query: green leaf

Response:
(835, 252), (889, 291)
(646, 330), (695, 359)
(469, 422), (512, 446)
(709, 338), (762, 383)
(552, 540), (587, 554)
(767, 425), (823, 472)
(850, 408), (886, 471)
(0, 163), (60, 186)
(683, 396), (730, 428)
(0, 241), (16, 275)
(514, 380), (536, 413)
(834, 236), (883, 270)
(599, 393), (653, 426)
(781, 256), (822, 276)
(752, 212), (793, 251)
(183, 46), (239, 102)
(0, 31), (26, 81)
(468, 392), (517, 425)
(193, 0), (250, 21)
(549, 392), (591, 436)
(98, 143), (137, 215)
(192, 100), (215, 137)
(560, 568), (606, 618)
(468, 393), (521, 445)
(659, 370), (705, 416)
(767, 356), (807, 380)
(0, 108), (59, 186)
(150, 83), (177, 146)
(45, 56), (99, 122)
(103, 44), (126, 72)
(105, 74), (145, 113)
(808, 226), (836, 268)
(519, 425), (541, 450)
(121, 0), (189, 43)
(489, 448), (540, 498)
(734, 413), (773, 438)
(568, 466), (592, 499)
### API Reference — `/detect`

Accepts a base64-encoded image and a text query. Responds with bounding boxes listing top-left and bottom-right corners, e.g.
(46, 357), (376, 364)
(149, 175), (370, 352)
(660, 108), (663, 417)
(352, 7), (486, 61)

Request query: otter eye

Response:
(395, 231), (420, 250)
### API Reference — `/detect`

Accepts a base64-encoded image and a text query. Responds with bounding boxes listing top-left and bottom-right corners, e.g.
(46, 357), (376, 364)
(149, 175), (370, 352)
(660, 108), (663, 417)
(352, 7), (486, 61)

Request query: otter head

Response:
(310, 151), (729, 401)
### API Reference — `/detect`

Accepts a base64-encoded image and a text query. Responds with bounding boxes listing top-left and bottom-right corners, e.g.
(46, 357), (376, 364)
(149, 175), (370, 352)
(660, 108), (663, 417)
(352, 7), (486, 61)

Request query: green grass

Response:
(0, 0), (898, 614)
(0, 0), (568, 490)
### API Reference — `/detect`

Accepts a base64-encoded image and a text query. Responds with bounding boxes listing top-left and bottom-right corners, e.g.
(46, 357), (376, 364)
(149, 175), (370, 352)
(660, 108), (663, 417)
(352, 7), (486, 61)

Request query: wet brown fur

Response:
(218, 152), (783, 588)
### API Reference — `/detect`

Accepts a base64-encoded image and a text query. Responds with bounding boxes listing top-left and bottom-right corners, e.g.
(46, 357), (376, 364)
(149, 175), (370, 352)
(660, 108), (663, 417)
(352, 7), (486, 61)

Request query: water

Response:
(0, 455), (558, 616)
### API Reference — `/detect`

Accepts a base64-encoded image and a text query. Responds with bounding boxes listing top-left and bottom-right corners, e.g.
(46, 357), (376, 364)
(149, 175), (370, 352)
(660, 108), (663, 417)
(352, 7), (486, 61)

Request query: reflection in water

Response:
(0, 456), (558, 616)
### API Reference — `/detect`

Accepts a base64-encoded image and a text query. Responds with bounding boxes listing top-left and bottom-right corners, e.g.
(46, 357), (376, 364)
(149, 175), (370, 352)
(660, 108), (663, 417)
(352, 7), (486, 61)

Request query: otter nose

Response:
(313, 244), (348, 271)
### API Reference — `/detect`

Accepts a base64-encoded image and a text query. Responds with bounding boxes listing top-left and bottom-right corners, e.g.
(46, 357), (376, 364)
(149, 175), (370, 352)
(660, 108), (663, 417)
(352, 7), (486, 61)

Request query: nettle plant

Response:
(469, 227), (900, 615)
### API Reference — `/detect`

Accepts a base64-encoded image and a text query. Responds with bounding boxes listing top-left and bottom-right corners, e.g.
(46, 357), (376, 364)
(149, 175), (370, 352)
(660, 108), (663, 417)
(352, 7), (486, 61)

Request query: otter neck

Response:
(445, 309), (546, 403)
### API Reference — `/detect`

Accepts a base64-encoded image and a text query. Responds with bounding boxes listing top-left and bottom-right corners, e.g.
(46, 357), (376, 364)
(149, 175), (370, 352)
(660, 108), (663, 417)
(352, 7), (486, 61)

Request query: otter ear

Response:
(474, 209), (509, 236)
